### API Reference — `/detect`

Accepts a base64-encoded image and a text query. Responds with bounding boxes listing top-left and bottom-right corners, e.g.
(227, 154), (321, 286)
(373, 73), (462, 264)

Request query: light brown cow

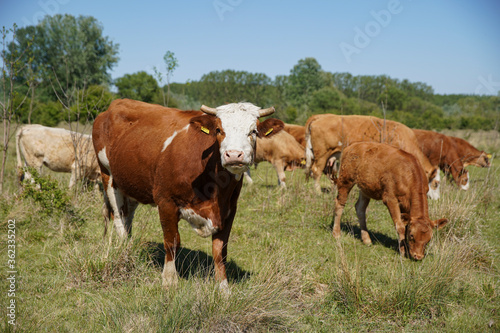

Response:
(92, 99), (283, 290)
(305, 114), (440, 199)
(450, 136), (492, 168)
(413, 129), (470, 190)
(283, 123), (306, 147)
(244, 130), (305, 187)
(332, 142), (448, 260)
(16, 124), (100, 187)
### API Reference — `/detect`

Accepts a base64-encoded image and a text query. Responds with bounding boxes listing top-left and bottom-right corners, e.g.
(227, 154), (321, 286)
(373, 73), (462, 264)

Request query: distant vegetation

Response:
(2, 14), (499, 132)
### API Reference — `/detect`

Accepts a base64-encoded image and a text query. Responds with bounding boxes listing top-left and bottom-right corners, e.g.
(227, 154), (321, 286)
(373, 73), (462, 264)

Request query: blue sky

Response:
(1, 0), (499, 95)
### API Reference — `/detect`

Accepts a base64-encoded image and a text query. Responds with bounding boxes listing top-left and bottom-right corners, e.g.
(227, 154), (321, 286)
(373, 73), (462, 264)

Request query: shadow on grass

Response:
(140, 241), (250, 284)
(329, 219), (400, 253)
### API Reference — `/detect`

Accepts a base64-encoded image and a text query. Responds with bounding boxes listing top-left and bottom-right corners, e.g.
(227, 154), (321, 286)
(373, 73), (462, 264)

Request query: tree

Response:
(6, 14), (119, 106)
(377, 85), (407, 111)
(287, 57), (326, 108)
(115, 71), (159, 103)
(310, 86), (343, 113)
(154, 50), (178, 107)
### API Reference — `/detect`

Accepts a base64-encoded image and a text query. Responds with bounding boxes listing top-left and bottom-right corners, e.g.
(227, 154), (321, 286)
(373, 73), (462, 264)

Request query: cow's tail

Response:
(15, 126), (25, 184)
(305, 120), (315, 180)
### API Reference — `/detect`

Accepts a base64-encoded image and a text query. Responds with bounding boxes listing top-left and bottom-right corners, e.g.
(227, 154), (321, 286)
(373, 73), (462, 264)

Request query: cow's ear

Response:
(257, 119), (284, 138)
(431, 218), (448, 230)
(190, 115), (218, 137)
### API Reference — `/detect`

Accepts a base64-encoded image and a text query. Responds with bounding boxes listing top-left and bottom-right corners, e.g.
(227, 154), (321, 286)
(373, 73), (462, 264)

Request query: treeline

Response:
(2, 15), (499, 131)
(168, 60), (499, 131)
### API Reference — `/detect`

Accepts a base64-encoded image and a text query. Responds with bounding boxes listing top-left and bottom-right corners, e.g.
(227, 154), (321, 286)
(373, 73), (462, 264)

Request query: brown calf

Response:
(332, 142), (448, 260)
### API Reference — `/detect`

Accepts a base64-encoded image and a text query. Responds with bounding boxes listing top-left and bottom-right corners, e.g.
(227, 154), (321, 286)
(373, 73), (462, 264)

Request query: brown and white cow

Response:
(332, 142), (448, 260)
(450, 136), (492, 168)
(413, 129), (470, 190)
(305, 114), (440, 199)
(243, 130), (305, 187)
(283, 123), (306, 147)
(92, 99), (283, 290)
(16, 124), (100, 188)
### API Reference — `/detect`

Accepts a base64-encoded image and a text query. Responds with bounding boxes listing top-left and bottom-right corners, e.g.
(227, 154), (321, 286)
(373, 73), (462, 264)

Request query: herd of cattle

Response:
(15, 99), (492, 290)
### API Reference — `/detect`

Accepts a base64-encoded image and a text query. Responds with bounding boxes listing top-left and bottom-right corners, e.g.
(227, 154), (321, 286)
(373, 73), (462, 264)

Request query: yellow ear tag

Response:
(201, 126), (210, 134)
(487, 154), (492, 159)
(301, 160), (306, 165)
(265, 128), (273, 136)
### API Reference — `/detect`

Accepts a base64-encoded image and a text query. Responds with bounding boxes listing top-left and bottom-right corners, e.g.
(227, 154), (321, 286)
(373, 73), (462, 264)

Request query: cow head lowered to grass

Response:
(92, 99), (283, 291)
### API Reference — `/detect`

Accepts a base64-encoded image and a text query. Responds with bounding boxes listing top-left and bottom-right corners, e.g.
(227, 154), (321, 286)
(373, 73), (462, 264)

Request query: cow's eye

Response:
(216, 128), (222, 135)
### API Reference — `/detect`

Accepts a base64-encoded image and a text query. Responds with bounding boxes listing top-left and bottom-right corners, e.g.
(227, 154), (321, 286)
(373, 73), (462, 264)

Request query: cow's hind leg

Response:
(123, 197), (139, 235)
(105, 175), (130, 239)
(312, 154), (331, 193)
(158, 200), (180, 288)
(355, 191), (372, 245)
(273, 159), (286, 188)
(23, 157), (43, 185)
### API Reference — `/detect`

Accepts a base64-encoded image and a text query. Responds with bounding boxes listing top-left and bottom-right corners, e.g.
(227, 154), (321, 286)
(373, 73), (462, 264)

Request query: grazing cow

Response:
(16, 124), (100, 188)
(92, 99), (283, 289)
(283, 123), (306, 147)
(450, 136), (492, 168)
(332, 142), (448, 260)
(305, 114), (440, 199)
(243, 130), (305, 187)
(413, 129), (470, 190)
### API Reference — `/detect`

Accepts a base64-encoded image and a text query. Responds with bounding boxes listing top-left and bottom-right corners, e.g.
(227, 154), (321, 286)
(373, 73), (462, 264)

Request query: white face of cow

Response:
(200, 102), (276, 175)
(215, 103), (261, 174)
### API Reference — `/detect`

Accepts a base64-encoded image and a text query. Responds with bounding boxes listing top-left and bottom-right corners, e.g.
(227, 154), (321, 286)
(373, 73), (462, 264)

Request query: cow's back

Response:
(339, 142), (426, 200)
(255, 130), (304, 164)
(93, 99), (215, 204)
(413, 129), (460, 167)
(283, 124), (306, 147)
(310, 114), (433, 173)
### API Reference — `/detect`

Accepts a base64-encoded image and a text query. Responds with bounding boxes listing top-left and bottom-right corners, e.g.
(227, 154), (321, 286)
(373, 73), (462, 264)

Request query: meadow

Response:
(0, 126), (499, 332)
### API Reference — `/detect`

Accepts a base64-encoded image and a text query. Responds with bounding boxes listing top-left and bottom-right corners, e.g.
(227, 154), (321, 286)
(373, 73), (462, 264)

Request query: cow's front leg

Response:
(70, 161), (79, 188)
(158, 201), (180, 288)
(212, 221), (233, 293)
(384, 198), (406, 256)
(332, 181), (354, 239)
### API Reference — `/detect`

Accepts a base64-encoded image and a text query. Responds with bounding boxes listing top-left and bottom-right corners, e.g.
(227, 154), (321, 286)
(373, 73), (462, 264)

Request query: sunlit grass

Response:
(0, 128), (498, 332)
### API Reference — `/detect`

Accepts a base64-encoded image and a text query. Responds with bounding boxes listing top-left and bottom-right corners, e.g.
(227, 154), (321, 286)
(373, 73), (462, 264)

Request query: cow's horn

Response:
(258, 106), (275, 117)
(200, 105), (218, 115)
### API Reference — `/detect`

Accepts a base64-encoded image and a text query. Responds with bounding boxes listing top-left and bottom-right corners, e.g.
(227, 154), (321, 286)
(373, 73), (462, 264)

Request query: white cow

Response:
(16, 124), (100, 187)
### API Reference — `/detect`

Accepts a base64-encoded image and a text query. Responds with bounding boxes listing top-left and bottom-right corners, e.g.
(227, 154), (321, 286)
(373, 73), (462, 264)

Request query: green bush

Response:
(20, 167), (83, 224)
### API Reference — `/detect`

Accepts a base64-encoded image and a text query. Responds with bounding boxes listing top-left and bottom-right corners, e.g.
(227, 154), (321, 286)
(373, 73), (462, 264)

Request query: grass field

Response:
(1, 126), (499, 332)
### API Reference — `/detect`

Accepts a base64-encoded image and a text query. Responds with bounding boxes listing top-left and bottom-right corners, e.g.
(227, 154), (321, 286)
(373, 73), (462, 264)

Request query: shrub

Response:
(20, 167), (83, 224)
